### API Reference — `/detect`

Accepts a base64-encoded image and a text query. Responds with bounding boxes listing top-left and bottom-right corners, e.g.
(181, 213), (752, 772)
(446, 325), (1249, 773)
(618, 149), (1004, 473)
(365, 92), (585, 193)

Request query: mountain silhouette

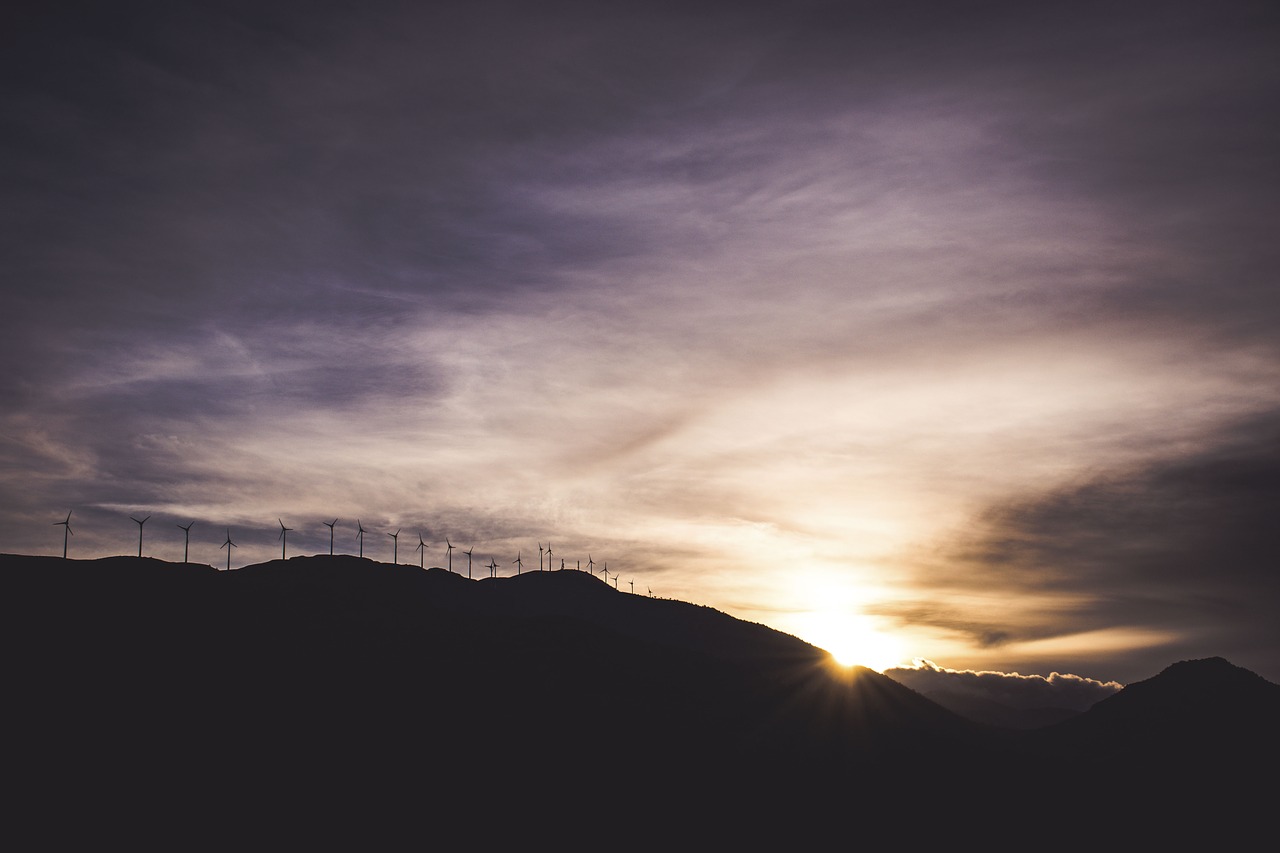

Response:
(2, 553), (1273, 844)
(909, 686), (1084, 729)
(1033, 656), (1280, 758)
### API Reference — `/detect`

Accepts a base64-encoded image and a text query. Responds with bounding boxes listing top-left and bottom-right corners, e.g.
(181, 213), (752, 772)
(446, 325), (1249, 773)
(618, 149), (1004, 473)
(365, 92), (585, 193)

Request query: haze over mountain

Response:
(4, 552), (1273, 844)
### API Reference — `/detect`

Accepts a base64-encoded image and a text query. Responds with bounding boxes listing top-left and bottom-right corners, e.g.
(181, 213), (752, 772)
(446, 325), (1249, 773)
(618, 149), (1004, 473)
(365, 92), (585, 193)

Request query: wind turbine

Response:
(513, 552), (523, 575)
(629, 579), (634, 594)
(54, 511), (72, 559)
(177, 521), (194, 563)
(600, 561), (608, 579)
(613, 574), (619, 589)
(416, 533), (427, 568)
(546, 541), (553, 571)
(486, 557), (497, 578)
(445, 538), (455, 572)
(538, 543), (544, 572)
(388, 528), (400, 564)
(130, 515), (150, 557)
(560, 558), (565, 571)
(464, 546), (473, 579)
(588, 555), (595, 575)
(221, 528), (236, 570)
(278, 518), (292, 560)
(356, 520), (367, 558)
(323, 519), (338, 555)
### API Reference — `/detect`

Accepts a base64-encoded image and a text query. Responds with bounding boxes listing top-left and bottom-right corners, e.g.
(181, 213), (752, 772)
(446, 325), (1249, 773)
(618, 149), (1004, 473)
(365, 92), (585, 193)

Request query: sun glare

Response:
(802, 612), (907, 672)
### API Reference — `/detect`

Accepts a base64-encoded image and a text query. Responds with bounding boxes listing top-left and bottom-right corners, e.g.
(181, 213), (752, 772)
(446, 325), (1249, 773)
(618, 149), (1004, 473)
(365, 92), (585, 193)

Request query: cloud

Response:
(3, 1), (1279, 682)
(880, 408), (1280, 682)
(885, 659), (1121, 712)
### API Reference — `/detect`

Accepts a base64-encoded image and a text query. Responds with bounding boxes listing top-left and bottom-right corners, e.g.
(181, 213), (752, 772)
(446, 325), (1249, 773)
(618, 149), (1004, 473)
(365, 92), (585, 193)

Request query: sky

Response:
(3, 0), (1278, 686)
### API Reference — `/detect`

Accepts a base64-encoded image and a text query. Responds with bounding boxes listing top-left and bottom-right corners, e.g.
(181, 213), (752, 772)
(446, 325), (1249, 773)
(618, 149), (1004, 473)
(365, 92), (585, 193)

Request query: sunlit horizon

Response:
(3, 2), (1278, 687)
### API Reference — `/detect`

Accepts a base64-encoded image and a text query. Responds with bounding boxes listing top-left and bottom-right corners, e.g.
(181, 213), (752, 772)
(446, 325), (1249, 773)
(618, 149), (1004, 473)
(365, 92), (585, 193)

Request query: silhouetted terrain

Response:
(907, 687), (1083, 729)
(3, 554), (1273, 844)
(1032, 656), (1280, 759)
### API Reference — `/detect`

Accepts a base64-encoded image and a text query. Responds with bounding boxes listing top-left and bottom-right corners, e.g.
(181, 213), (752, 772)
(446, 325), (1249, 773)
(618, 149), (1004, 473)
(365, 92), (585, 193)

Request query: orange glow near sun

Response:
(800, 611), (908, 672)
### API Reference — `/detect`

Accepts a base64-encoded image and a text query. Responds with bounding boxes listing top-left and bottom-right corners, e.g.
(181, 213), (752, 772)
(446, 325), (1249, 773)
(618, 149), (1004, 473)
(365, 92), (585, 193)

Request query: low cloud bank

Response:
(885, 659), (1122, 712)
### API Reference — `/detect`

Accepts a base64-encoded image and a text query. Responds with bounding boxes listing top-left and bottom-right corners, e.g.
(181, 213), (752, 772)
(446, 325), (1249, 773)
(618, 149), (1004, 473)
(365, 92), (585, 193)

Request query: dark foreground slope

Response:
(2, 554), (1274, 844)
(1, 554), (980, 840)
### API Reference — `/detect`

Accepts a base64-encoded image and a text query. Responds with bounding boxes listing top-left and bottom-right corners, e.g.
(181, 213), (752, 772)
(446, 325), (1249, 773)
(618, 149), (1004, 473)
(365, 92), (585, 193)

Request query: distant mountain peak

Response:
(1127, 655), (1276, 699)
(1040, 654), (1280, 763)
(1158, 655), (1243, 677)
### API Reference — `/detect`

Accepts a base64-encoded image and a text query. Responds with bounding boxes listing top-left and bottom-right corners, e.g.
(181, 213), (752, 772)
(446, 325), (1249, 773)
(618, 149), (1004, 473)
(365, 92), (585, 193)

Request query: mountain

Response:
(1034, 655), (1280, 757)
(912, 687), (1083, 729)
(0, 553), (982, 838)
(2, 553), (1274, 843)
(0, 553), (977, 752)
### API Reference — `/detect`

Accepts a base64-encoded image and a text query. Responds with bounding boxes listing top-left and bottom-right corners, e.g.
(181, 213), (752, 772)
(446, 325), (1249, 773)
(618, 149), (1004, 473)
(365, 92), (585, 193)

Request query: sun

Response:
(802, 612), (907, 672)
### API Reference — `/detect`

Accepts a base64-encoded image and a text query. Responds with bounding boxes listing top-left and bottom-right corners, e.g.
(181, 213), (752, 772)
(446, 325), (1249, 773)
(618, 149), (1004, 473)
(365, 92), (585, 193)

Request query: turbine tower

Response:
(588, 555), (595, 575)
(464, 546), (473, 579)
(177, 521), (194, 564)
(538, 543), (544, 572)
(130, 515), (150, 558)
(513, 552), (523, 575)
(54, 511), (72, 559)
(388, 528), (400, 564)
(356, 520), (367, 558)
(278, 518), (292, 560)
(323, 519), (338, 555)
(221, 528), (236, 570)
(546, 541), (553, 571)
(445, 538), (455, 572)
(416, 533), (427, 568)
(486, 557), (497, 578)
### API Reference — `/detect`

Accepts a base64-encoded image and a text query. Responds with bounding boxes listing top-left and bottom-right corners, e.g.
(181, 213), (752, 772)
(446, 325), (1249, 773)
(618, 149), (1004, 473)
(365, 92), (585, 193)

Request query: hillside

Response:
(1033, 656), (1280, 759)
(0, 553), (976, 755)
(2, 553), (1275, 844)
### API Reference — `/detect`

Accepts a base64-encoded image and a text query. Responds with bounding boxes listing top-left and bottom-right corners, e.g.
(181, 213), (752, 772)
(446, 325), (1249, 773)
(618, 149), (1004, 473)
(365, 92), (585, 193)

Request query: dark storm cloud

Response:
(992, 4), (1280, 350)
(3, 1), (780, 278)
(7, 0), (1276, 343)
(1, 0), (807, 408)
(898, 407), (1280, 681)
(744, 0), (1280, 350)
(972, 408), (1280, 598)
